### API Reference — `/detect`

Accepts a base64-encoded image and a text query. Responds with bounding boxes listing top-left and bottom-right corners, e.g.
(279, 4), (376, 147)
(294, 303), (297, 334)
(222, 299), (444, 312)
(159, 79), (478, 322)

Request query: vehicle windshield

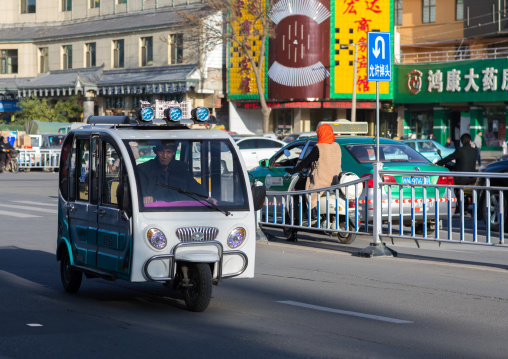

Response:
(42, 135), (65, 148)
(125, 139), (249, 212)
(344, 144), (430, 163)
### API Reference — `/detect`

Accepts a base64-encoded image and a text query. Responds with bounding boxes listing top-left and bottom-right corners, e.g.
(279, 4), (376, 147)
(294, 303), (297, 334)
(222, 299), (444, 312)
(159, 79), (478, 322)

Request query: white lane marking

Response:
(0, 210), (41, 218)
(26, 323), (43, 327)
(0, 204), (58, 214)
(12, 200), (58, 207)
(278, 300), (414, 324)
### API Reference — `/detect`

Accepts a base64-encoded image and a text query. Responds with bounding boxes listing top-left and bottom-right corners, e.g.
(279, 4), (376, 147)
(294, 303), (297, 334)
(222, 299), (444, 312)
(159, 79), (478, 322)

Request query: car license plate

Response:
(402, 176), (430, 185)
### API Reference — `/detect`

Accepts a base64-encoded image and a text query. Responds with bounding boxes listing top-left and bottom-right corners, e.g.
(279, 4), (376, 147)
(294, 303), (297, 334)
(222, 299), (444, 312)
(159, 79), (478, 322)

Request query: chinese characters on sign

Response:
(424, 67), (508, 94)
(334, 0), (390, 97)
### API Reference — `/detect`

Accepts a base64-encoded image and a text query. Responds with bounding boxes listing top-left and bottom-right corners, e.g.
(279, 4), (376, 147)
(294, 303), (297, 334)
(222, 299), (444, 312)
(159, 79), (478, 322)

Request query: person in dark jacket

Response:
(0, 136), (11, 172)
(137, 140), (207, 205)
(436, 133), (477, 184)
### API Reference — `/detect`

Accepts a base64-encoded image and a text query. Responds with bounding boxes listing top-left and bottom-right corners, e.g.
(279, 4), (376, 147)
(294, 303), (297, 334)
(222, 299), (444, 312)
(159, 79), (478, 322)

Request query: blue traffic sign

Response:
(367, 31), (391, 82)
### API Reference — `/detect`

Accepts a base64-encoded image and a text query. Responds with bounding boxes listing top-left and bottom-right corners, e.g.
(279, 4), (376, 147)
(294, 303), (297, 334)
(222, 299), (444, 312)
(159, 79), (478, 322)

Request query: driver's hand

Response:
(143, 196), (154, 204)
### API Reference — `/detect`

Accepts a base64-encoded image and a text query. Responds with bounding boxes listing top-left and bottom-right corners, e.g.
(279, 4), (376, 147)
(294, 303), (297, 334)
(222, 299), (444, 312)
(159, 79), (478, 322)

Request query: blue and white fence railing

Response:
(259, 175), (374, 239)
(17, 149), (61, 170)
(376, 168), (508, 248)
(259, 162), (508, 251)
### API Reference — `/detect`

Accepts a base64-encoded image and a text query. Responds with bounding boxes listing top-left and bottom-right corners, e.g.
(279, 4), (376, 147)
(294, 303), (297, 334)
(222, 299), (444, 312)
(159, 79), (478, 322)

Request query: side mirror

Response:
(284, 149), (291, 157)
(251, 181), (266, 211)
(259, 159), (269, 168)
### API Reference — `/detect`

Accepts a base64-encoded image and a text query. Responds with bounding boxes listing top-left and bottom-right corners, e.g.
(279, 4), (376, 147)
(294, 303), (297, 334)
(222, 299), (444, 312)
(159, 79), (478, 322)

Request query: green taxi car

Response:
(249, 136), (456, 231)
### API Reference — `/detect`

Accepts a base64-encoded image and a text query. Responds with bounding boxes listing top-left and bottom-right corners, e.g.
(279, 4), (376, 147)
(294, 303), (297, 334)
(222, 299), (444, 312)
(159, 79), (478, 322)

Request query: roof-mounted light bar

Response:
(317, 120), (369, 135)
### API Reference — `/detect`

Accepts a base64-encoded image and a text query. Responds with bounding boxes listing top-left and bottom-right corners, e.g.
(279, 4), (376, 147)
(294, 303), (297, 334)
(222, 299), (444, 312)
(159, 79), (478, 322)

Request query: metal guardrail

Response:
(17, 149), (60, 170)
(400, 46), (508, 64)
(259, 164), (508, 252)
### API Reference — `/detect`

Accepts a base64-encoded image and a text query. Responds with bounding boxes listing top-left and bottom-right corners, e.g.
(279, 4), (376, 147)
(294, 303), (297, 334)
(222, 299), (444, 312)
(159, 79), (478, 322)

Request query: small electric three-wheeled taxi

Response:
(56, 103), (265, 312)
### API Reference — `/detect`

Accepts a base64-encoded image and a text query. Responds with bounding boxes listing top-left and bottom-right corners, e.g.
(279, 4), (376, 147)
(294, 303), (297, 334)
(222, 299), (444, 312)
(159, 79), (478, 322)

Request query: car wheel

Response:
(182, 263), (212, 312)
(414, 221), (436, 235)
(481, 190), (508, 232)
(335, 216), (357, 244)
(60, 250), (82, 293)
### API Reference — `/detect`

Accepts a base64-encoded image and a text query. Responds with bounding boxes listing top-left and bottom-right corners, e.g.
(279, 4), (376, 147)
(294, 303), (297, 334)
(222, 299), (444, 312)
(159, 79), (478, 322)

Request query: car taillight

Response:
(382, 174), (397, 183)
(361, 174), (373, 188)
(437, 176), (454, 185)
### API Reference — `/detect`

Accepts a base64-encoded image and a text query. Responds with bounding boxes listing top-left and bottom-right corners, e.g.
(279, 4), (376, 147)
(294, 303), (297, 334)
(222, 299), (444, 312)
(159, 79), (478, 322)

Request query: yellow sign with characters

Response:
(229, 11), (266, 96)
(333, 0), (391, 97)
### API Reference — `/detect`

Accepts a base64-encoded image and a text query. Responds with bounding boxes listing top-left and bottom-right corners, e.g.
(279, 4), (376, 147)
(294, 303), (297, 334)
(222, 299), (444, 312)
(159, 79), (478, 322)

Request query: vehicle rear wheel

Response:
(414, 221), (436, 235)
(481, 190), (508, 232)
(11, 161), (19, 173)
(183, 263), (212, 312)
(60, 250), (82, 293)
(336, 216), (356, 244)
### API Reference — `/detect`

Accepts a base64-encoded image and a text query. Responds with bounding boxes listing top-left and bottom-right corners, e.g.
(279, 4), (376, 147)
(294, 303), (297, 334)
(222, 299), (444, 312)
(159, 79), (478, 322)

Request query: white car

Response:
(234, 137), (286, 170)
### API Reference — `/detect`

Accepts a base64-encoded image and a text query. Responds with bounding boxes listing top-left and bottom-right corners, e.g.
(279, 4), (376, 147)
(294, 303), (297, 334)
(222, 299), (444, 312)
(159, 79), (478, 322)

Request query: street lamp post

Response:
(340, 43), (362, 122)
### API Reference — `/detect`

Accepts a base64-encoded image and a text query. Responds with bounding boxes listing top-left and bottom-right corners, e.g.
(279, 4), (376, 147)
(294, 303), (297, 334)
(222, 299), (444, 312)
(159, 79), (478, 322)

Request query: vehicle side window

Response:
(272, 144), (306, 167)
(405, 142), (416, 149)
(258, 139), (282, 148)
(90, 136), (100, 205)
(77, 139), (90, 201)
(102, 141), (121, 206)
(420, 141), (437, 152)
(58, 134), (75, 201)
(237, 139), (255, 150)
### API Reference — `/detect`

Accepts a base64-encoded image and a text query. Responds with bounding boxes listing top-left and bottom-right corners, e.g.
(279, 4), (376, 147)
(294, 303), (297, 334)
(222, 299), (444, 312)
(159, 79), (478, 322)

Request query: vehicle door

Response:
(66, 135), (100, 267)
(237, 139), (259, 169)
(257, 141), (308, 191)
(95, 138), (132, 278)
(255, 139), (284, 166)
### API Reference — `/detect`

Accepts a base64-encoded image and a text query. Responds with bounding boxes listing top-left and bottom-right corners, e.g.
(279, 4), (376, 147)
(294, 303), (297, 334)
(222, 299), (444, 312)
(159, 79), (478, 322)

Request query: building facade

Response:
(395, 0), (508, 151)
(227, 0), (396, 136)
(0, 0), (225, 123)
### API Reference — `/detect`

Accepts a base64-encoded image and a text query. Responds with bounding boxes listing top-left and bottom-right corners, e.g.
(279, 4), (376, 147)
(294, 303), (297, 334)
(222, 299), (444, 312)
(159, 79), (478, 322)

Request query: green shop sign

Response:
(395, 58), (508, 104)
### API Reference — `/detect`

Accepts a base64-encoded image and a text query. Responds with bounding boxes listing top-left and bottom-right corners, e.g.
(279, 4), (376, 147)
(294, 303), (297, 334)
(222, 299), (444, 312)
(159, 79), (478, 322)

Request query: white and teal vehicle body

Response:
(56, 107), (265, 312)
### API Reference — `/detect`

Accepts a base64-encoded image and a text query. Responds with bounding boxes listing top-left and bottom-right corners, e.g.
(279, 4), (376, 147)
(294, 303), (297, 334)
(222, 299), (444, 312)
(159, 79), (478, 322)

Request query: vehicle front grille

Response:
(175, 227), (219, 242)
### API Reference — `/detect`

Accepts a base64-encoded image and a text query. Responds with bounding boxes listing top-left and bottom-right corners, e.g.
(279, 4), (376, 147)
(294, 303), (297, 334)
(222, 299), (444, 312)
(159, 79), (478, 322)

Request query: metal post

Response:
(376, 81), (380, 162)
(359, 162), (395, 257)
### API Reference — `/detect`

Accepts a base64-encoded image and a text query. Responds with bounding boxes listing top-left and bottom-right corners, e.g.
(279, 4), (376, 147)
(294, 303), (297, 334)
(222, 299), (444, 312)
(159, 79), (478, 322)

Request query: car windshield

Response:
(344, 144), (430, 163)
(43, 135), (65, 148)
(126, 139), (249, 212)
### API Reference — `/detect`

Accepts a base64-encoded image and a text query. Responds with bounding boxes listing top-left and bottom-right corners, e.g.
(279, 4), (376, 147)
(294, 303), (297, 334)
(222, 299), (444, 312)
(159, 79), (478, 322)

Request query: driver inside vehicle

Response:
(137, 140), (208, 205)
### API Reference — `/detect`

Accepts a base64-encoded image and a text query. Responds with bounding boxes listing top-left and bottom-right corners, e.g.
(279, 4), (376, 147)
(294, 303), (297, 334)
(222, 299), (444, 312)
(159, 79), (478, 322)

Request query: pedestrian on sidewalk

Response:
(474, 130), (482, 166)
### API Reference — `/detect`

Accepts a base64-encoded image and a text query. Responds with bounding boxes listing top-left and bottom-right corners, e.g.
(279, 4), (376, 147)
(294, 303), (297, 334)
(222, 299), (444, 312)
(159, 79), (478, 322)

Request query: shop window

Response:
(90, 0), (100, 7)
(395, 0), (403, 26)
(113, 40), (124, 68)
(141, 37), (153, 67)
(62, 45), (72, 70)
(39, 47), (48, 73)
(85, 43), (96, 67)
(1, 50), (18, 74)
(169, 34), (183, 65)
(118, 0), (126, 3)
(21, 0), (36, 14)
(422, 0), (435, 24)
(62, 0), (72, 11)
(483, 106), (506, 147)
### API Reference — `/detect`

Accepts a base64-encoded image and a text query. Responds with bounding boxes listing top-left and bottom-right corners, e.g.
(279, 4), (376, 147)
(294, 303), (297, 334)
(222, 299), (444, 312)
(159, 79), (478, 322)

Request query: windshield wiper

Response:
(156, 182), (232, 216)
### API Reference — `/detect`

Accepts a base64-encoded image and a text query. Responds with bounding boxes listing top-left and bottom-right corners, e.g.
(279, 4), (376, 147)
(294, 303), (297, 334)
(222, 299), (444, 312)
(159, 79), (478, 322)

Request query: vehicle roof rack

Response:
(87, 116), (132, 125)
(317, 119), (369, 135)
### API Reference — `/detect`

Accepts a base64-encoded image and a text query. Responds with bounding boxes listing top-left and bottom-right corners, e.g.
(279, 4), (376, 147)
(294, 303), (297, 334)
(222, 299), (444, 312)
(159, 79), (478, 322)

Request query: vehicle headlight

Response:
(147, 228), (167, 249)
(227, 227), (246, 249)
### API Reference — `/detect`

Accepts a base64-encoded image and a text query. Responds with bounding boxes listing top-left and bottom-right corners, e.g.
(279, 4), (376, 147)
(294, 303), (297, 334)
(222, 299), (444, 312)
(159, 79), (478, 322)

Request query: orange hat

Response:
(317, 124), (335, 144)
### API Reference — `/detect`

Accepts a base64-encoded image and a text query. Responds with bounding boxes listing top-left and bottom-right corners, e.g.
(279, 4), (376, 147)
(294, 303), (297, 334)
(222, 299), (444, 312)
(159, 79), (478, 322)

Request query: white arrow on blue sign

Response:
(367, 31), (391, 82)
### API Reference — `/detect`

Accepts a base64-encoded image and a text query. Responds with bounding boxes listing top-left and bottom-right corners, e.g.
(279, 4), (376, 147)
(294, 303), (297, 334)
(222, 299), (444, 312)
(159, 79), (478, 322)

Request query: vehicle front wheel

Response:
(183, 263), (212, 312)
(60, 250), (82, 293)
